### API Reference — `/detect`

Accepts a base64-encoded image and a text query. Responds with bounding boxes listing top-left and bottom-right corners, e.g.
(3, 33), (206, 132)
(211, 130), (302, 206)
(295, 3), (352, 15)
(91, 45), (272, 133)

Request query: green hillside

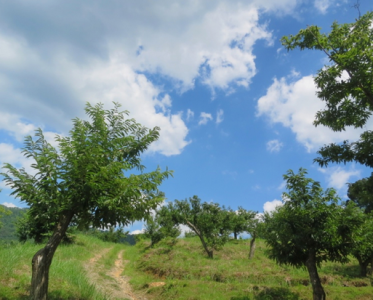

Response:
(1, 233), (373, 299)
(124, 237), (373, 300)
(0, 205), (27, 241)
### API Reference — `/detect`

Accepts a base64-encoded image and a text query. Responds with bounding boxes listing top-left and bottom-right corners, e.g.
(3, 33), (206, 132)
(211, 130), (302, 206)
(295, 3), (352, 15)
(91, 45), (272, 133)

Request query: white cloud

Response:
(263, 199), (283, 213)
(257, 76), (372, 152)
(130, 229), (145, 235)
(216, 109), (224, 124)
(1, 202), (17, 208)
(186, 109), (194, 122)
(0, 143), (34, 174)
(319, 166), (360, 190)
(314, 0), (332, 14)
(199, 112), (213, 125)
(266, 139), (283, 152)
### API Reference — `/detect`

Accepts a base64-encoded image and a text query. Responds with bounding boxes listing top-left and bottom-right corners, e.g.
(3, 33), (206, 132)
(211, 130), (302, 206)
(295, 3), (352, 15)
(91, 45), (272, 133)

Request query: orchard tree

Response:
(346, 205), (373, 277)
(347, 175), (373, 213)
(224, 207), (256, 240)
(281, 12), (373, 169)
(1, 102), (171, 300)
(246, 214), (263, 259)
(144, 208), (180, 247)
(263, 169), (361, 300)
(167, 196), (229, 258)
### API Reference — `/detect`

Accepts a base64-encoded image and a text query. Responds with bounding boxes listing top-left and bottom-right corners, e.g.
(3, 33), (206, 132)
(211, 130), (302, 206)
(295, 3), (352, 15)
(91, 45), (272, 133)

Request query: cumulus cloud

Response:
(263, 199), (283, 213)
(216, 109), (224, 124)
(199, 112), (213, 125)
(0, 0), (307, 158)
(257, 76), (372, 152)
(266, 139), (283, 152)
(319, 166), (360, 191)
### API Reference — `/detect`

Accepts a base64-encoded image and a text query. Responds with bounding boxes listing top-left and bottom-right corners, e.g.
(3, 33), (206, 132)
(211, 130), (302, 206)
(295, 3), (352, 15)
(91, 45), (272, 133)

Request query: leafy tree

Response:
(347, 175), (373, 213)
(246, 214), (264, 259)
(1, 102), (171, 300)
(345, 205), (373, 277)
(166, 196), (229, 258)
(263, 169), (361, 300)
(281, 12), (373, 169)
(223, 207), (256, 240)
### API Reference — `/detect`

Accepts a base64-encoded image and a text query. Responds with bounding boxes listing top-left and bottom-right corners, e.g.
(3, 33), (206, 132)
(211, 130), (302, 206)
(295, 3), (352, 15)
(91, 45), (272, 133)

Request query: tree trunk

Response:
(30, 211), (74, 300)
(357, 257), (369, 277)
(234, 232), (237, 240)
(249, 236), (256, 259)
(305, 250), (326, 300)
(185, 220), (213, 259)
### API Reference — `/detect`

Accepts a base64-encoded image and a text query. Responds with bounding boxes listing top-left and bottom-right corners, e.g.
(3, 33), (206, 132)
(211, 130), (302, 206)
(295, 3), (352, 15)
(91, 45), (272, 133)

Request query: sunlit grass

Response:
(123, 237), (373, 300)
(0, 234), (119, 299)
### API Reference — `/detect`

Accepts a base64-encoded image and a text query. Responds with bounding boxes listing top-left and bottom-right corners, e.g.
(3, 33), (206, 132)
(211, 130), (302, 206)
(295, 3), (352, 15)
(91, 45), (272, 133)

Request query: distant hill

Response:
(0, 205), (27, 241)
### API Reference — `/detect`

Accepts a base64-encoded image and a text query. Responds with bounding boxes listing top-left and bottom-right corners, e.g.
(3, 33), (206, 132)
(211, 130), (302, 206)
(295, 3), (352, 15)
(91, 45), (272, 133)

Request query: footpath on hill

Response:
(84, 247), (148, 300)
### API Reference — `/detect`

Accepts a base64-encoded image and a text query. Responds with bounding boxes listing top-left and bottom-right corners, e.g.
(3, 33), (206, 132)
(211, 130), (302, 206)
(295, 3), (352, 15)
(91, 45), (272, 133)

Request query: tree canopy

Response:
(264, 168), (361, 300)
(1, 102), (172, 300)
(281, 11), (373, 168)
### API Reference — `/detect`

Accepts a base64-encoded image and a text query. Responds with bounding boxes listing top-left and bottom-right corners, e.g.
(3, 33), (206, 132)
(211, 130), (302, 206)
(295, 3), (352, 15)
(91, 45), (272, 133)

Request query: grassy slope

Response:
(0, 234), (125, 300)
(123, 237), (373, 300)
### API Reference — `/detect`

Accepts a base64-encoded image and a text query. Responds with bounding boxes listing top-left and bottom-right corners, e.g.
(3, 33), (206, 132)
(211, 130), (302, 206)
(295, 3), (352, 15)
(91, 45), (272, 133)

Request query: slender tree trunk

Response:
(30, 211), (74, 300)
(305, 250), (325, 300)
(234, 232), (237, 240)
(249, 236), (256, 259)
(186, 220), (213, 259)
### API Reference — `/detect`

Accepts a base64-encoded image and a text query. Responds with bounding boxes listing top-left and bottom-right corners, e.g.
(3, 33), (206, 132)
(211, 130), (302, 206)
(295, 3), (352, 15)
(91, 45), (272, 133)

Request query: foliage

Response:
(263, 168), (362, 300)
(86, 226), (129, 244)
(347, 174), (373, 213)
(165, 195), (229, 258)
(264, 169), (345, 267)
(346, 205), (373, 276)
(0, 102), (172, 299)
(281, 11), (373, 168)
(223, 207), (256, 239)
(144, 207), (181, 247)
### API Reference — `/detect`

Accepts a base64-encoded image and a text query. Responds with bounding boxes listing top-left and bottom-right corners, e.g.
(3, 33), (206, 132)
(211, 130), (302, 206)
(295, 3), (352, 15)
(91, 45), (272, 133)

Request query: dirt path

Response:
(84, 248), (148, 300)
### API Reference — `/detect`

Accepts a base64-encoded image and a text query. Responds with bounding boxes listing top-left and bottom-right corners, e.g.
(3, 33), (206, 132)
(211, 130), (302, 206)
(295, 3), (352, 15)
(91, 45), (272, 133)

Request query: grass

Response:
(123, 237), (373, 300)
(2, 235), (373, 299)
(0, 234), (123, 300)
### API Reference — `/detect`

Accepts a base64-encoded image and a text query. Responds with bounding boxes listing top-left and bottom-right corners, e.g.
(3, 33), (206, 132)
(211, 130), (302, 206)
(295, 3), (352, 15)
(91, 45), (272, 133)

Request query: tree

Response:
(263, 168), (360, 300)
(246, 214), (263, 259)
(223, 207), (256, 240)
(1, 102), (171, 300)
(281, 12), (373, 168)
(166, 196), (229, 258)
(347, 175), (373, 213)
(345, 205), (373, 277)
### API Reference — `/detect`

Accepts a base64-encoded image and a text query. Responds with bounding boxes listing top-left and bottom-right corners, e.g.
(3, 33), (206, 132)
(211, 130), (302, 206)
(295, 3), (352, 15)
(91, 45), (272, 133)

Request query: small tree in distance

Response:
(263, 168), (361, 300)
(1, 102), (172, 300)
(166, 196), (229, 258)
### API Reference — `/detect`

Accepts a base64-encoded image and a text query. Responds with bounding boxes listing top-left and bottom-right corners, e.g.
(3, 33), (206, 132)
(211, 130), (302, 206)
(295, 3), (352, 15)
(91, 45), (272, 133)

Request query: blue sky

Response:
(0, 0), (372, 233)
